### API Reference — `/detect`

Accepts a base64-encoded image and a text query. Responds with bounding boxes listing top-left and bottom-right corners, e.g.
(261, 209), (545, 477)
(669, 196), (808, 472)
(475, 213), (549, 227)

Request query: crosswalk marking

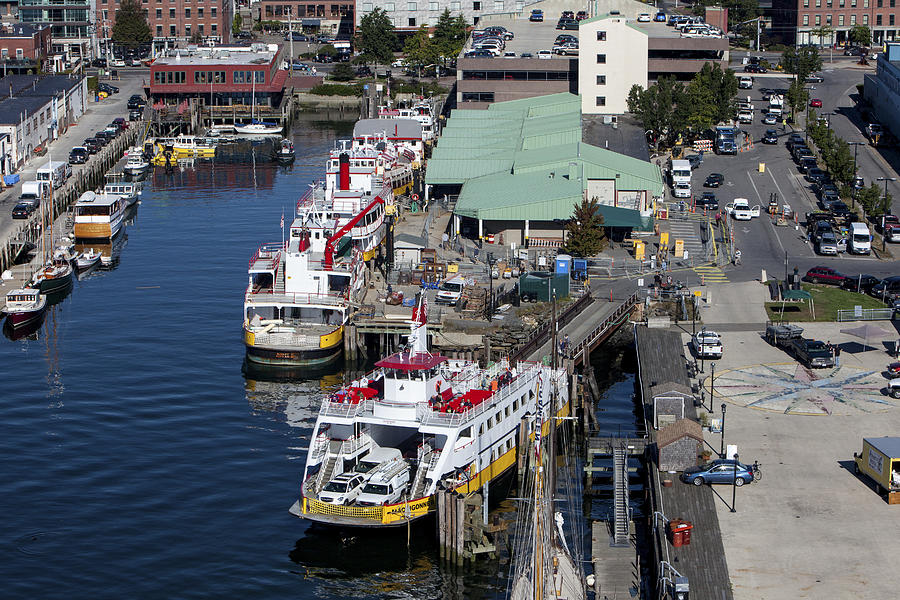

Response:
(694, 265), (729, 283)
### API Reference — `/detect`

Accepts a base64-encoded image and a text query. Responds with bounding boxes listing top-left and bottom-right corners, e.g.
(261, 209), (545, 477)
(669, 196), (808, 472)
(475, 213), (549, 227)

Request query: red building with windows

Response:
(0, 24), (51, 62)
(772, 0), (900, 46)
(149, 45), (288, 107)
(96, 0), (231, 43)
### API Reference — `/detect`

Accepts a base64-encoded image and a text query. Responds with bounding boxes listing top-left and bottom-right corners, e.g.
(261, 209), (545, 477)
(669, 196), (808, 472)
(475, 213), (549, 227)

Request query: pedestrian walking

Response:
(834, 344), (842, 367)
(661, 259), (668, 272)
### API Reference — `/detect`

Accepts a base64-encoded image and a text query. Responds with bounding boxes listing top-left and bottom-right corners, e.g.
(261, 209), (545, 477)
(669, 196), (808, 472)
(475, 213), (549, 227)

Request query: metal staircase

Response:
(612, 445), (630, 545)
(313, 440), (343, 493)
(411, 448), (440, 499)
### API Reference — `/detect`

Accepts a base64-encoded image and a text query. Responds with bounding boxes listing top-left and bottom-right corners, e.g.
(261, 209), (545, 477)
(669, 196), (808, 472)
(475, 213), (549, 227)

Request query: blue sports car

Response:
(681, 459), (755, 486)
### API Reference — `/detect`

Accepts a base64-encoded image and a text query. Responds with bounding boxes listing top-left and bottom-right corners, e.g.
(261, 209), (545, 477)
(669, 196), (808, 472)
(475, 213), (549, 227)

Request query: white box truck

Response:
(849, 222), (872, 254)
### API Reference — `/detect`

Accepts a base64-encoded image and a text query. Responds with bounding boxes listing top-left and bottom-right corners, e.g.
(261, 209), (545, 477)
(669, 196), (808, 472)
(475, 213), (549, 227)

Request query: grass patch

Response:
(308, 83), (363, 96)
(765, 283), (887, 321)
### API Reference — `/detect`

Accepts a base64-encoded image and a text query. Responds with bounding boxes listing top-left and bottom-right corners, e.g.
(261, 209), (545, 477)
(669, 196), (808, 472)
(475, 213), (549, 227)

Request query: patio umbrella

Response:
(840, 323), (893, 351)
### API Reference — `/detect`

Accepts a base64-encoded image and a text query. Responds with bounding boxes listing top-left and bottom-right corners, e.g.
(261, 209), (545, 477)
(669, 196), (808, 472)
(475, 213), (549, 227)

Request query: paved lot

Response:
(0, 69), (146, 248)
(681, 323), (900, 600)
(466, 16), (577, 57)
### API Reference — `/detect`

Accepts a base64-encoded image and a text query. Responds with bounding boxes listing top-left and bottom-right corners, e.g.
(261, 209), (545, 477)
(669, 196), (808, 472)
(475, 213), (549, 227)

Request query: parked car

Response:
(871, 276), (900, 300)
(744, 64), (767, 73)
(818, 231), (839, 255)
(317, 473), (366, 504)
(561, 10), (575, 19)
(829, 201), (851, 219)
(556, 43), (578, 56)
(234, 31), (253, 40)
(844, 46), (867, 56)
(98, 82), (118, 94)
(654, 11), (667, 21)
(637, 13), (651, 21)
(577, 10), (589, 20)
(555, 34), (577, 45)
(790, 338), (835, 368)
(841, 274), (881, 294)
(692, 329), (723, 358)
(853, 175), (865, 189)
(763, 129), (778, 144)
(68, 146), (89, 164)
(284, 31), (307, 41)
(681, 459), (755, 486)
(685, 154), (702, 169)
(537, 50), (553, 59)
(704, 173), (724, 188)
(806, 167), (827, 184)
(556, 18), (579, 30)
(128, 108), (144, 121)
(12, 202), (35, 219)
(809, 98), (823, 108)
(763, 113), (778, 125)
(786, 132), (805, 150)
(803, 266), (846, 285)
(127, 95), (146, 110)
(530, 9), (543, 21)
(83, 138), (101, 153)
(91, 58), (107, 68)
(807, 73), (824, 83)
(696, 191), (719, 209)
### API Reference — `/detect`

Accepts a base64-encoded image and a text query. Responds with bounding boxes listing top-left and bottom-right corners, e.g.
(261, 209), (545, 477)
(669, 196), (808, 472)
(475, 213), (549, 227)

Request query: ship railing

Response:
(320, 397), (374, 419)
(248, 242), (283, 269)
(245, 286), (347, 306)
(301, 493), (435, 524)
(309, 434), (330, 463)
(340, 431), (374, 456)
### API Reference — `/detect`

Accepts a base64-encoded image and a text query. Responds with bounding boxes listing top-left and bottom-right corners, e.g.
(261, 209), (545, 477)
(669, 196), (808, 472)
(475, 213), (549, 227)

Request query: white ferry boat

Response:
(289, 297), (571, 528)
(243, 147), (390, 367)
(378, 100), (436, 142)
(73, 190), (127, 239)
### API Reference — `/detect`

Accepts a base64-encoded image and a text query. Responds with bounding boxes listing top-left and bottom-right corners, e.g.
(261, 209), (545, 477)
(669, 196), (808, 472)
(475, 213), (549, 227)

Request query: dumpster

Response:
(519, 271), (569, 302)
(667, 519), (693, 547)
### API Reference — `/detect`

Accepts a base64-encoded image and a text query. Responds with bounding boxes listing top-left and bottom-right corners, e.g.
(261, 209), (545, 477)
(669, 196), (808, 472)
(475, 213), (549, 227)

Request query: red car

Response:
(810, 98), (823, 108)
(803, 266), (846, 285)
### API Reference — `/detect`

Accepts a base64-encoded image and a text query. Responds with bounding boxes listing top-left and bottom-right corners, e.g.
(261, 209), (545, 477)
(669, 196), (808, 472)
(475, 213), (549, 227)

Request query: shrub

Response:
(309, 83), (363, 96)
(329, 63), (355, 81)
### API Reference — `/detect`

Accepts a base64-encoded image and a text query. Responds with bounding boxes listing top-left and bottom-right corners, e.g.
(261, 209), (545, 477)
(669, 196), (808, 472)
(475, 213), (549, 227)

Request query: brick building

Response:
(0, 23), (51, 62)
(96, 0), (232, 44)
(258, 1), (355, 37)
(772, 0), (900, 46)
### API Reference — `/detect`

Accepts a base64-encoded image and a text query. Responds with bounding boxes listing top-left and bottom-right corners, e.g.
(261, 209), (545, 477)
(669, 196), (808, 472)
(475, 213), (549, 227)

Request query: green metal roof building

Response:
(425, 93), (662, 248)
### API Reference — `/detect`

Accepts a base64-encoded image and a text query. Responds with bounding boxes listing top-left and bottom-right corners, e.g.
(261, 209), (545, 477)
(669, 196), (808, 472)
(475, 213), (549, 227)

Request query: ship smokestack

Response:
(339, 152), (350, 191)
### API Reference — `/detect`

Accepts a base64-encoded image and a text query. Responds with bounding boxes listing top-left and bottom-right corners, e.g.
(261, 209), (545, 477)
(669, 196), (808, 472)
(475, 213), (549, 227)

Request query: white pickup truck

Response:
(725, 198), (760, 220)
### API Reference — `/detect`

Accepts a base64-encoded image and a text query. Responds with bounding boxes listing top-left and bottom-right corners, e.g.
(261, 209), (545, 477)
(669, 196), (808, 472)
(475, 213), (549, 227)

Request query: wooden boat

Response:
(33, 259), (73, 293)
(1, 288), (47, 328)
(73, 191), (127, 239)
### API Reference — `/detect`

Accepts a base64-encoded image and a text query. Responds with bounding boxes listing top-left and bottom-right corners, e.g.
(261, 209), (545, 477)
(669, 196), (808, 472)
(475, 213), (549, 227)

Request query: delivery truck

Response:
(854, 437), (900, 503)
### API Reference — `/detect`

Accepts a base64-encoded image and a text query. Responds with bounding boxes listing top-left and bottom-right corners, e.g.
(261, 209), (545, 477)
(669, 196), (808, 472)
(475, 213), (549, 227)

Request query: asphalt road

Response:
(682, 63), (900, 286)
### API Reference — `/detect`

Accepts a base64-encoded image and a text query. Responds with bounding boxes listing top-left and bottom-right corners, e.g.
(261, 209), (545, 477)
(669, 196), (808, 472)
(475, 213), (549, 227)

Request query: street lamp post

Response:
(731, 452), (739, 512)
(720, 402), (726, 458)
(877, 176), (896, 251)
(849, 142), (864, 209)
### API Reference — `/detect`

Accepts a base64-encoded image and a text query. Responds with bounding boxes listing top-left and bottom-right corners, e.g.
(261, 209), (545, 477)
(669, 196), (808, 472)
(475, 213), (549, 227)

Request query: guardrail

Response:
(509, 292), (594, 362)
(568, 292), (639, 362)
(837, 308), (894, 321)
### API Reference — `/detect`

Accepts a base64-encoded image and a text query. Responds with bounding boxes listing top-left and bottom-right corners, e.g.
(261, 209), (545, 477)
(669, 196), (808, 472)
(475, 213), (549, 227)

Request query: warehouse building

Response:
(425, 93), (664, 248)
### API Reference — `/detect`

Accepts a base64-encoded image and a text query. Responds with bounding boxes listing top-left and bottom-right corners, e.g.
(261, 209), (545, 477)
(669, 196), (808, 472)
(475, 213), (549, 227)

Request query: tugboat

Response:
(276, 138), (295, 163)
(288, 295), (572, 528)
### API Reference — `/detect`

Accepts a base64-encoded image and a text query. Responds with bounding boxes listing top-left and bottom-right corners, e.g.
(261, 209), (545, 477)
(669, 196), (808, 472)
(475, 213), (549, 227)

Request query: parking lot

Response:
(465, 15), (579, 58)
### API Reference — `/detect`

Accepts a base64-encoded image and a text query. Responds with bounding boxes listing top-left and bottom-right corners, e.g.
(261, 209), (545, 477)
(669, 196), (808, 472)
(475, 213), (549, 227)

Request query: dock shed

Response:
(652, 381), (693, 429)
(393, 233), (426, 268)
(657, 418), (704, 472)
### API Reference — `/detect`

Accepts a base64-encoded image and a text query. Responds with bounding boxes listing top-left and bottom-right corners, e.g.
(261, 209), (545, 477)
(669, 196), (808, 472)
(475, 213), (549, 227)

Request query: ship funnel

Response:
(409, 292), (428, 354)
(339, 152), (350, 191)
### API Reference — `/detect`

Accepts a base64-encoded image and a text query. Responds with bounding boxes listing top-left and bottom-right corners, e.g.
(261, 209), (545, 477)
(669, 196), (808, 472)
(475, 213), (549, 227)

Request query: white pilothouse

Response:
(289, 296), (571, 527)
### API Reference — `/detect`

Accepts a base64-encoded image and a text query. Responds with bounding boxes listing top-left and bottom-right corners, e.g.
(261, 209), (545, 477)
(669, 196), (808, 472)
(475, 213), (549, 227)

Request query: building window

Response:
(211, 24), (217, 34)
(407, 1), (416, 9)
(852, 0), (857, 6)
(892, 14), (896, 25)
(155, 8), (161, 17)
(385, 2), (394, 10)
(839, 0), (844, 6)
(596, 74), (606, 85)
(199, 24), (204, 34)
(185, 7), (190, 17)
(851, 14), (856, 24)
(450, 0), (460, 8)
(827, 0), (831, 5)
(210, 7), (216, 16)
(408, 17), (416, 26)
(169, 7), (174, 17)
(429, 1), (438, 8)
(893, 0), (897, 6)
(198, 7), (203, 16)
(815, 14), (821, 24)
(596, 96), (605, 106)
(596, 53), (606, 63)
(803, 14), (809, 25)
(863, 13), (869, 23)
(839, 15), (844, 25)
(877, 0), (882, 6)
(597, 30), (606, 40)
(804, 0), (808, 5)
(864, 0), (869, 8)
(815, 0), (820, 5)
(156, 25), (162, 36)
(255, 70), (265, 83)
(473, 1), (481, 10)
(877, 14), (882, 25)
(170, 24), (176, 36)
(185, 24), (191, 36)
(826, 14), (832, 24)
(363, 1), (373, 9)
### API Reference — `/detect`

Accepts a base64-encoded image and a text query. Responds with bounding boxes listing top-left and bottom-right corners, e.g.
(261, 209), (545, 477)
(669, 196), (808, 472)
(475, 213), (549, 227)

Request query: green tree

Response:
(627, 76), (687, 151)
(781, 45), (823, 83)
(809, 25), (835, 46)
(829, 138), (856, 186)
(232, 13), (243, 36)
(858, 183), (882, 214)
(356, 8), (397, 65)
(404, 25), (440, 76)
(329, 63), (355, 81)
(563, 197), (608, 257)
(111, 0), (152, 47)
(849, 24), (872, 46)
(785, 78), (809, 120)
(432, 10), (468, 60)
(686, 62), (738, 128)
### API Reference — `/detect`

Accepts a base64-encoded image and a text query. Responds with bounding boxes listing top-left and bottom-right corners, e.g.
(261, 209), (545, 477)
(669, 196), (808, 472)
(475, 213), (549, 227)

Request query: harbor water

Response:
(0, 122), (642, 599)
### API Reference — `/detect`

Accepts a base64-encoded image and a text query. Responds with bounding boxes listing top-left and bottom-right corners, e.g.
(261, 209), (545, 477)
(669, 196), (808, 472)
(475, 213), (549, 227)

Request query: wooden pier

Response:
(0, 123), (145, 273)
(634, 326), (734, 600)
(591, 520), (640, 599)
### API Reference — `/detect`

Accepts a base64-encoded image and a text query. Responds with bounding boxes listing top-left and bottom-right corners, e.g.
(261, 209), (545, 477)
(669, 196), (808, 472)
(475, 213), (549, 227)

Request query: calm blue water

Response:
(0, 123), (637, 599)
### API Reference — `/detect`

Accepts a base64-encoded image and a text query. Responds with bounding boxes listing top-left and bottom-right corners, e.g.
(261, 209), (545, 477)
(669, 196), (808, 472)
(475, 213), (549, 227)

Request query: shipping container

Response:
(519, 271), (569, 302)
(854, 437), (900, 503)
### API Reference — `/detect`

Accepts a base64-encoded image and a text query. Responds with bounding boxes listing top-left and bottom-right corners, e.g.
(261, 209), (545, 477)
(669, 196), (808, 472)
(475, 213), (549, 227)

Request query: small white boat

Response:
(234, 122), (283, 136)
(75, 248), (102, 270)
(124, 150), (150, 174)
(1, 287), (47, 328)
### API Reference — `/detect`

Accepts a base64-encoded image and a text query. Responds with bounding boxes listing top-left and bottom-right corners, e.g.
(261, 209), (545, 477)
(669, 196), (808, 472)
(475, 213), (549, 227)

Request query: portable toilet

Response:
(555, 254), (572, 276)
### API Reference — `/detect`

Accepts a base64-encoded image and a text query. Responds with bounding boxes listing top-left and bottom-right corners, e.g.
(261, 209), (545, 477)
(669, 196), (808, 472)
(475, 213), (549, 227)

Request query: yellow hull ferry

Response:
(289, 297), (571, 527)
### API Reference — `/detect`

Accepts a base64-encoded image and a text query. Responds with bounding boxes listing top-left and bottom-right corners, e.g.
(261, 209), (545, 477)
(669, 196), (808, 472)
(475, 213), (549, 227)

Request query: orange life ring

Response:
(412, 193), (420, 201)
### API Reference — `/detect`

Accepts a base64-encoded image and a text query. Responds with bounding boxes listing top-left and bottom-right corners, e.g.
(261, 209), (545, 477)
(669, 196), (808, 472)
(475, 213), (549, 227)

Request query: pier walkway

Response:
(635, 326), (733, 600)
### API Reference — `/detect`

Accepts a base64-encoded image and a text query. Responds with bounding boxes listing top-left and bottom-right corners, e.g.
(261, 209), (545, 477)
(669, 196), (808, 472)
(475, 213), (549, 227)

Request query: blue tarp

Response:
(4, 173), (19, 185)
